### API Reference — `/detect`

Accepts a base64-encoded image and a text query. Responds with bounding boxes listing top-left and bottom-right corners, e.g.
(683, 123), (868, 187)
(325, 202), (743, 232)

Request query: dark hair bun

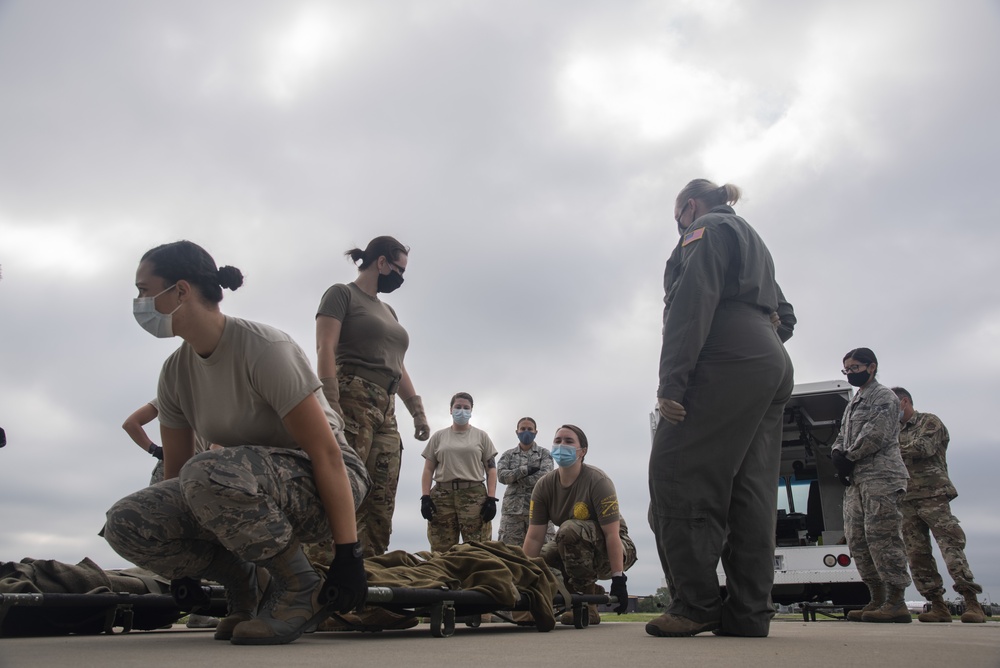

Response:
(217, 265), (244, 291)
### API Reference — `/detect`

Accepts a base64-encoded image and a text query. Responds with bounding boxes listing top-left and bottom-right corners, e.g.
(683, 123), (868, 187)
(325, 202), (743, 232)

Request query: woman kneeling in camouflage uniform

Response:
(523, 425), (636, 625)
(104, 240), (371, 646)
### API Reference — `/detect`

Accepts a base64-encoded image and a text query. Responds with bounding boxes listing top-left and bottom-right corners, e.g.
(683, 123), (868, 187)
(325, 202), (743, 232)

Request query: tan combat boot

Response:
(230, 540), (327, 645)
(847, 582), (885, 622)
(199, 550), (271, 641)
(917, 596), (952, 623)
(861, 585), (912, 623)
(960, 594), (986, 624)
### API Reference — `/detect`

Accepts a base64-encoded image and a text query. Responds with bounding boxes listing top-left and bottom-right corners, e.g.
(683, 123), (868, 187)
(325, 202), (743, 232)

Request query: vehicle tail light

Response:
(837, 554), (851, 567)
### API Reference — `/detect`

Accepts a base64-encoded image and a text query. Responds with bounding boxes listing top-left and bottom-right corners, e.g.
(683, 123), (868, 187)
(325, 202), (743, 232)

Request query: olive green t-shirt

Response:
(529, 464), (621, 526)
(315, 283), (409, 377)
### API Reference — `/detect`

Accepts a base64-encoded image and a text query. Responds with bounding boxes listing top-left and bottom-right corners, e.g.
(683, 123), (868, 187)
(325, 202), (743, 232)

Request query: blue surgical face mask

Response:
(452, 408), (472, 425)
(551, 445), (578, 468)
(899, 409), (905, 422)
(133, 284), (181, 338)
(517, 430), (536, 446)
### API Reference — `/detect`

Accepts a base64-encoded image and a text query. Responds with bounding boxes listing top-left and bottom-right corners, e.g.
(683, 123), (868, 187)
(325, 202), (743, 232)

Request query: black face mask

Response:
(846, 370), (870, 387)
(377, 270), (404, 294)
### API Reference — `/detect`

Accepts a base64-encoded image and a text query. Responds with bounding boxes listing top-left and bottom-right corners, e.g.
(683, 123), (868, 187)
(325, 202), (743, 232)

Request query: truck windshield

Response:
(777, 476), (811, 515)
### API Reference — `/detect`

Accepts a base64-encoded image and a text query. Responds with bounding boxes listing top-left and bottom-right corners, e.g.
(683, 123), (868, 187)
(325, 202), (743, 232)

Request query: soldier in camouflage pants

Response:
(305, 376), (400, 563)
(497, 420), (555, 547)
(893, 387), (984, 622)
(106, 446), (369, 580)
(427, 483), (492, 553)
(541, 519), (637, 593)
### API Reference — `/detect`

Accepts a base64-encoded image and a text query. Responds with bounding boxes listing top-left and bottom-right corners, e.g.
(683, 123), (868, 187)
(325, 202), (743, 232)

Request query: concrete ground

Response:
(2, 619), (998, 668)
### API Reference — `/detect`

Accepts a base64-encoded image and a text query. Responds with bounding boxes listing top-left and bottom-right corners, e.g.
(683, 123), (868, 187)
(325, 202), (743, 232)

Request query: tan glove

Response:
(321, 377), (344, 419)
(403, 395), (431, 441)
(657, 398), (686, 425)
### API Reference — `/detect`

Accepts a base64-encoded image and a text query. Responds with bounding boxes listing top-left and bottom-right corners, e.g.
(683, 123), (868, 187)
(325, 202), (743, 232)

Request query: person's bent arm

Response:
(123, 403), (159, 453)
(315, 316), (344, 416)
(902, 415), (948, 460)
(522, 524), (546, 558)
(601, 520), (625, 574)
(161, 425), (196, 479)
(496, 451), (518, 485)
(284, 394), (358, 544)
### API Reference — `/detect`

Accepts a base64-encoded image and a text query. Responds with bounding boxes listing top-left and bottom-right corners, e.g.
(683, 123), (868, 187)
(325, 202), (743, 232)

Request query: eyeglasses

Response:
(675, 201), (690, 225)
(388, 260), (405, 275)
(841, 364), (870, 375)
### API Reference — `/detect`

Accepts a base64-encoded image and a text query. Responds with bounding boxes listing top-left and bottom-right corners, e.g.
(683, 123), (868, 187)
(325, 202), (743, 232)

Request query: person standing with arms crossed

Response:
(648, 179), (795, 638)
(496, 417), (555, 547)
(420, 392), (498, 552)
(315, 236), (430, 558)
(892, 386), (986, 623)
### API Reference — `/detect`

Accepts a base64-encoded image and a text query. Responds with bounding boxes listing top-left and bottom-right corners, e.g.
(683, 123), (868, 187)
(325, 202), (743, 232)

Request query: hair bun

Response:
(217, 265), (245, 291)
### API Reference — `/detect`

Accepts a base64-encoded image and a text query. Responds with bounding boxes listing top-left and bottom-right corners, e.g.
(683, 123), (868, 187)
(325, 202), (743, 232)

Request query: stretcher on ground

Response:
(0, 582), (614, 638)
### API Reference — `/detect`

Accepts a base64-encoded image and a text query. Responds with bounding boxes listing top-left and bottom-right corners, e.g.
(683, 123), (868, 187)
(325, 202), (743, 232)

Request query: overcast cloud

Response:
(2, 0), (999, 603)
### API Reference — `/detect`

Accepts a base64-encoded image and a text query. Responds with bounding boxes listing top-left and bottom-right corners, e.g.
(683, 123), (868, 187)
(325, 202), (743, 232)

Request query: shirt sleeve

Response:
(657, 222), (734, 401)
(529, 477), (551, 525)
(316, 284), (352, 321)
(422, 432), (440, 465)
(497, 449), (519, 485)
(249, 341), (322, 419)
(592, 476), (621, 525)
(156, 354), (191, 430)
(846, 391), (900, 462)
(775, 284), (796, 343)
(481, 432), (498, 465)
(901, 414), (949, 460)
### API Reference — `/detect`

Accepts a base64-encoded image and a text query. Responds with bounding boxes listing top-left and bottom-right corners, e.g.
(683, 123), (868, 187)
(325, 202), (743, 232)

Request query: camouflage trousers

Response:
(844, 479), (912, 589)
(901, 496), (981, 598)
(497, 511), (556, 547)
(149, 460), (164, 486)
(427, 484), (492, 553)
(540, 519), (637, 592)
(104, 446), (368, 579)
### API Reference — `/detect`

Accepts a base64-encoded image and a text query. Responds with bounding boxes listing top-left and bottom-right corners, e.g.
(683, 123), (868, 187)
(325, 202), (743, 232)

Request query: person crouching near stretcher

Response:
(522, 424), (637, 625)
(103, 240), (371, 645)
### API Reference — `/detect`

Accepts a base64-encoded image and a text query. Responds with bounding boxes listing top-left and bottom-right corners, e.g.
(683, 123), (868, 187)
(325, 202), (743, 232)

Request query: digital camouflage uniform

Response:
(898, 411), (981, 598)
(304, 374), (400, 563)
(540, 519), (637, 592)
(106, 446), (370, 580)
(427, 484), (492, 553)
(832, 381), (911, 589)
(496, 443), (555, 546)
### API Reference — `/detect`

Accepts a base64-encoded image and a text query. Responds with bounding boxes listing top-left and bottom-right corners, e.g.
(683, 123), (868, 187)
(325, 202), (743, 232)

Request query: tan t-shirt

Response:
(529, 464), (621, 526)
(148, 397), (211, 453)
(422, 426), (498, 483)
(316, 283), (409, 377)
(156, 316), (346, 448)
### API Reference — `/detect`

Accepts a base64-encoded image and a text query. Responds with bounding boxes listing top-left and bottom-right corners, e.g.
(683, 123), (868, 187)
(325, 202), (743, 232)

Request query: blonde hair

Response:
(676, 179), (741, 209)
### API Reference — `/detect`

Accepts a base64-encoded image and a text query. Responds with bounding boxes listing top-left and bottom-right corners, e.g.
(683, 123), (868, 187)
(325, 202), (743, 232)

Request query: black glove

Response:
(525, 464), (540, 476)
(480, 496), (498, 522)
(610, 574), (629, 614)
(148, 444), (164, 460)
(322, 542), (367, 614)
(420, 495), (436, 520)
(831, 450), (855, 486)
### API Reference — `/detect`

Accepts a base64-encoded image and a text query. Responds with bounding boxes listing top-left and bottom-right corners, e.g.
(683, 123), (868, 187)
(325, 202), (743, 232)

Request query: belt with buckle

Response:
(437, 480), (484, 490)
(338, 364), (400, 395)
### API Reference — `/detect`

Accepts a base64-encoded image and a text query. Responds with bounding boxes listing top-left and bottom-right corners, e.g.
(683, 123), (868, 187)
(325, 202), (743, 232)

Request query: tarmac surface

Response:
(2, 619), (998, 668)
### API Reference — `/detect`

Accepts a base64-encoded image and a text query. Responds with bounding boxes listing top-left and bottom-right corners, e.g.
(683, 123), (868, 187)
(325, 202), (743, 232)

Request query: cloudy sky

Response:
(2, 0), (998, 603)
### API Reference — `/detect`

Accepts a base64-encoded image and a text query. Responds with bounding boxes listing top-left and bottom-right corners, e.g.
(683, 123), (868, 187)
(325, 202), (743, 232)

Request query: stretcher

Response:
(0, 581), (614, 638)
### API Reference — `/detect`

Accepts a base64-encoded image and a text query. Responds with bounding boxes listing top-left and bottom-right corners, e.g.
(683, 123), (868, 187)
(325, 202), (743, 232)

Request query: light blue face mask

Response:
(133, 284), (181, 338)
(551, 445), (578, 468)
(452, 408), (472, 426)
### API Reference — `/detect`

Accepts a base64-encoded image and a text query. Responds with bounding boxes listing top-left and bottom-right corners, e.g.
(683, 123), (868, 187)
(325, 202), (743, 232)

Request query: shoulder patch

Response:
(682, 228), (705, 247)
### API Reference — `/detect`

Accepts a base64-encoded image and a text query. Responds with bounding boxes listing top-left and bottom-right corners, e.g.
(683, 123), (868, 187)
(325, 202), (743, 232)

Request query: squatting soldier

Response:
(524, 424), (635, 626)
(892, 387), (986, 623)
(831, 348), (912, 624)
(421, 392), (498, 552)
(105, 241), (369, 646)
(496, 417), (555, 547)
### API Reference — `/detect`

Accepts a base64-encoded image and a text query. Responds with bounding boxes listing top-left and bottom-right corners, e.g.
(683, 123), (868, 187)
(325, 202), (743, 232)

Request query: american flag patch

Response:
(682, 228), (705, 246)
